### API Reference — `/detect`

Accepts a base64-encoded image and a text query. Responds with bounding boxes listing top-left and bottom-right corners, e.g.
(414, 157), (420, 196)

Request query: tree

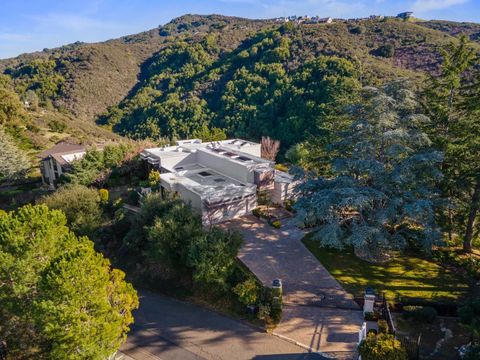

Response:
(35, 244), (138, 360)
(0, 128), (30, 183)
(0, 75), (25, 125)
(127, 194), (243, 286)
(295, 81), (443, 261)
(423, 35), (479, 251)
(261, 136), (280, 161)
(0, 204), (137, 359)
(40, 184), (102, 236)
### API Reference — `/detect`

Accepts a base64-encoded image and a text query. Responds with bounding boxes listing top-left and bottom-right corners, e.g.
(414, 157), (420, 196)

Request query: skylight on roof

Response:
(198, 171), (212, 177)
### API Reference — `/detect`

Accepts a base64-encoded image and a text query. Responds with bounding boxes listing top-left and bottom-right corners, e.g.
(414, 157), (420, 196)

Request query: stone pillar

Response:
(363, 288), (375, 314)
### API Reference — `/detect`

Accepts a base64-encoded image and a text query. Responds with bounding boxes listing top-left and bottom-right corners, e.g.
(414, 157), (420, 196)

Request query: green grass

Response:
(302, 234), (471, 302)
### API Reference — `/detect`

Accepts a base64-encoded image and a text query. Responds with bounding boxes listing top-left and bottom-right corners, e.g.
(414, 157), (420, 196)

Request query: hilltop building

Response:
(141, 139), (295, 224)
(397, 12), (413, 20)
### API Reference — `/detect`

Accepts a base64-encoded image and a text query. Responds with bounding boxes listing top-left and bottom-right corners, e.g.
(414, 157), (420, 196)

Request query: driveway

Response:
(120, 291), (327, 360)
(220, 216), (363, 356)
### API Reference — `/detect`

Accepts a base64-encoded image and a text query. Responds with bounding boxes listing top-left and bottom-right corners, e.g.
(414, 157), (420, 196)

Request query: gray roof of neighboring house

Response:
(38, 142), (85, 160)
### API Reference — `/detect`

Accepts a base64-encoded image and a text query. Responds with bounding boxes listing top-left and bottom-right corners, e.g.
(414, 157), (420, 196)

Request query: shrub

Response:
(378, 319), (388, 334)
(365, 311), (377, 321)
(40, 184), (102, 236)
(358, 333), (407, 360)
(148, 170), (161, 188)
(48, 119), (67, 133)
(403, 306), (437, 323)
(233, 279), (259, 306)
(98, 188), (109, 203)
(257, 304), (271, 321)
(252, 208), (264, 218)
(349, 25), (365, 34)
(284, 198), (295, 212)
(270, 220), (281, 229)
(376, 44), (395, 58)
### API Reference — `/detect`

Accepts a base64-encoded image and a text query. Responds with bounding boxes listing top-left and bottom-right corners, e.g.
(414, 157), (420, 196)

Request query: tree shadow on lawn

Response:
(302, 238), (471, 301)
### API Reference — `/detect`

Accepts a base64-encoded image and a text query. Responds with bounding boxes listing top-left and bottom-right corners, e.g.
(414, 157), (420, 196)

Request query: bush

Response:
(40, 184), (102, 236)
(349, 25), (365, 34)
(257, 304), (271, 321)
(48, 119), (67, 133)
(284, 198), (295, 212)
(148, 170), (161, 188)
(358, 333), (407, 360)
(252, 208), (264, 218)
(233, 279), (259, 306)
(98, 188), (109, 203)
(376, 44), (395, 58)
(270, 220), (281, 229)
(378, 319), (388, 334)
(403, 306), (437, 323)
(365, 311), (377, 321)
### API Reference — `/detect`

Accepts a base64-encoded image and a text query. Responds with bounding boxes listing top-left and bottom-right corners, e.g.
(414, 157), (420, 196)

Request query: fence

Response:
(382, 294), (421, 360)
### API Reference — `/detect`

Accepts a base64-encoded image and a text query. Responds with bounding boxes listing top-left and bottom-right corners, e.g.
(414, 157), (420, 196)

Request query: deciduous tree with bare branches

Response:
(261, 136), (280, 161)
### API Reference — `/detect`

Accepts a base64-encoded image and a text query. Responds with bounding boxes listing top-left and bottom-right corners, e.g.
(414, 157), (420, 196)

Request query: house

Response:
(317, 17), (333, 24)
(141, 139), (296, 224)
(397, 12), (413, 20)
(38, 142), (99, 189)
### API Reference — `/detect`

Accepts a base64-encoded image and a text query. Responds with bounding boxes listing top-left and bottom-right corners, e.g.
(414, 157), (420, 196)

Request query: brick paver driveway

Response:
(220, 216), (363, 357)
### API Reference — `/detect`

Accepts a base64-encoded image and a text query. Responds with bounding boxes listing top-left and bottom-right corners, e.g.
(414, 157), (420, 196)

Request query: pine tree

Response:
(0, 204), (138, 358)
(295, 81), (443, 262)
(423, 35), (479, 252)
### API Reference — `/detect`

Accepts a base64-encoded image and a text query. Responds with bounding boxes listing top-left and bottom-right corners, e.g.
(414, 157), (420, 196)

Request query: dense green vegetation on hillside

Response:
(96, 16), (469, 153)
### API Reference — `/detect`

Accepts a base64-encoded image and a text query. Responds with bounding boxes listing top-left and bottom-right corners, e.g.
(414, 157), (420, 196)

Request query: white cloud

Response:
(412, 0), (469, 12)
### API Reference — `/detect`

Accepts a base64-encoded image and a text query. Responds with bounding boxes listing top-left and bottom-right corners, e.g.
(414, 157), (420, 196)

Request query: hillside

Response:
(1, 14), (479, 152)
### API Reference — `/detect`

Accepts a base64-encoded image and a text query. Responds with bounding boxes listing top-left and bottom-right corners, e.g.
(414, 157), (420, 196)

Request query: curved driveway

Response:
(220, 216), (363, 356)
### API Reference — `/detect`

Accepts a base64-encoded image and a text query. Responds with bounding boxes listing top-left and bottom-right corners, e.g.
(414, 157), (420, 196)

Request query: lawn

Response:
(302, 235), (471, 302)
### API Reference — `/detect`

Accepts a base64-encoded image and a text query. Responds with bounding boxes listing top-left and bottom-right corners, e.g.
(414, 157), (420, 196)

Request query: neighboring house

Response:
(397, 12), (413, 20)
(317, 17), (333, 24)
(38, 142), (87, 189)
(141, 139), (296, 224)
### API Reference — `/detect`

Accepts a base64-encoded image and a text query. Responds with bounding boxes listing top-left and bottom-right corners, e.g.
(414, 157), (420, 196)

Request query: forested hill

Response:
(1, 14), (479, 148)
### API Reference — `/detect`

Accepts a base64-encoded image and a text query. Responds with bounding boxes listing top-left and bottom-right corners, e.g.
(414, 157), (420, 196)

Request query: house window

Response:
(198, 171), (212, 177)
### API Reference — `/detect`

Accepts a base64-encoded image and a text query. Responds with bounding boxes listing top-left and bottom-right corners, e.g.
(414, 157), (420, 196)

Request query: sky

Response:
(0, 0), (479, 59)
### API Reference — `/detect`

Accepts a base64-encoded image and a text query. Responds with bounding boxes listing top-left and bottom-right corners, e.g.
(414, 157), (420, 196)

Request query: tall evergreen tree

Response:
(294, 81), (443, 262)
(423, 35), (479, 251)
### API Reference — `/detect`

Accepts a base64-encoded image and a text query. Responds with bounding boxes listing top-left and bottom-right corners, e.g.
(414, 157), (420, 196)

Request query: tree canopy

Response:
(0, 204), (138, 359)
(294, 81), (443, 261)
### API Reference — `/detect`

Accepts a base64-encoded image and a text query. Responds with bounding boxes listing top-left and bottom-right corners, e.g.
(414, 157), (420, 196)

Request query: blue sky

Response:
(1, 0), (479, 59)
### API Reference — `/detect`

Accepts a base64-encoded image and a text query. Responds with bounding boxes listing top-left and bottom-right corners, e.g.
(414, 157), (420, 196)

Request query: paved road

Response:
(220, 216), (363, 355)
(120, 291), (326, 360)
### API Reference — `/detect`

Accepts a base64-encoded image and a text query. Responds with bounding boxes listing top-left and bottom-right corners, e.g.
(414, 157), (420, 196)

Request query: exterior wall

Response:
(196, 150), (253, 184)
(202, 195), (257, 225)
(41, 158), (58, 188)
(272, 181), (297, 205)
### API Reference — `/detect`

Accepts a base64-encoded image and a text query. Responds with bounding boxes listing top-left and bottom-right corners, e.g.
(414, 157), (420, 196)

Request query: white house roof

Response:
(161, 167), (256, 205)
